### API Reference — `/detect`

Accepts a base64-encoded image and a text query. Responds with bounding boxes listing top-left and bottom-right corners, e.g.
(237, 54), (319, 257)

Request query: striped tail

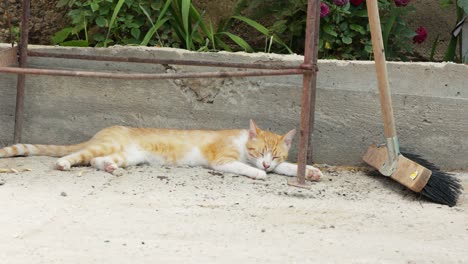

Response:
(0, 143), (87, 158)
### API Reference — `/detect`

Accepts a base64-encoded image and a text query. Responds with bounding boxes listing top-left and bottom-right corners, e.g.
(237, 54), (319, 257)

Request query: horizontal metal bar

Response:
(0, 47), (18, 67)
(0, 66), (306, 79)
(28, 51), (302, 70)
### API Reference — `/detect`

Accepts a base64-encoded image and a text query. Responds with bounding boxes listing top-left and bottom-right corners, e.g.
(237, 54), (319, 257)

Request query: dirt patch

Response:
(0, 156), (467, 263)
(0, 0), (68, 45)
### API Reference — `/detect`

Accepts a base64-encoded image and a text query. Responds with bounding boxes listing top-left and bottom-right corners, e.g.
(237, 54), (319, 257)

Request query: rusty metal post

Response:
(13, 0), (30, 143)
(288, 0), (320, 188)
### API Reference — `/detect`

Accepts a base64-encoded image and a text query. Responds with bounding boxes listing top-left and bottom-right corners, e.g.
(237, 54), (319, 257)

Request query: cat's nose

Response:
(262, 162), (270, 170)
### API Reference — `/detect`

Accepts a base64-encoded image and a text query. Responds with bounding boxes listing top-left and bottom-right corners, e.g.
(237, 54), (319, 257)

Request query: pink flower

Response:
(320, 2), (330, 18)
(334, 0), (349, 6)
(413, 26), (427, 44)
(394, 0), (410, 7)
(350, 0), (364, 6)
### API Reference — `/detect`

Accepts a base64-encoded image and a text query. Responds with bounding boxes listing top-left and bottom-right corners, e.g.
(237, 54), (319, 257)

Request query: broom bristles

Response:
(401, 152), (463, 207)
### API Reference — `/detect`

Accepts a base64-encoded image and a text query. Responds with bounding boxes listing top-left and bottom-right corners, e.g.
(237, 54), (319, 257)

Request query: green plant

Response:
(246, 0), (418, 60)
(8, 25), (20, 45)
(53, 0), (160, 47)
(52, 0), (290, 53)
(379, 1), (421, 60)
(319, 1), (375, 60)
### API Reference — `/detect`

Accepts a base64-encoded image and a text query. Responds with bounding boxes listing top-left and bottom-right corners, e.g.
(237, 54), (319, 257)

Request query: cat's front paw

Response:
(305, 165), (322, 181)
(55, 159), (71, 171)
(252, 170), (267, 180)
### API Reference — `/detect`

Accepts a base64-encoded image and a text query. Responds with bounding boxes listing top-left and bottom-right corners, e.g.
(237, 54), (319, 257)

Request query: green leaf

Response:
(99, 7), (110, 16)
(233, 15), (293, 53)
(353, 9), (368, 17)
(56, 0), (71, 8)
(444, 36), (457, 61)
(52, 27), (73, 44)
(220, 32), (253, 52)
(182, 0), (191, 49)
(104, 0), (126, 47)
(90, 2), (99, 12)
(429, 34), (440, 61)
(131, 28), (141, 39)
(439, 0), (454, 8)
(339, 22), (348, 32)
(157, 0), (173, 25)
(382, 7), (400, 53)
(139, 3), (154, 26)
(189, 5), (211, 41)
(457, 0), (468, 13)
(93, 33), (105, 41)
(349, 24), (366, 35)
(208, 20), (215, 50)
(323, 24), (338, 37)
(399, 27), (417, 38)
(151, 1), (162, 10)
(216, 39), (232, 52)
(233, 15), (269, 35)
(342, 36), (352, 44)
(365, 45), (373, 54)
(342, 2), (351, 11)
(270, 35), (293, 54)
(96, 17), (107, 27)
(140, 17), (170, 46)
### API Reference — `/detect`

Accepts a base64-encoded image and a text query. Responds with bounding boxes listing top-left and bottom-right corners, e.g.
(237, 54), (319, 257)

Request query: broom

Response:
(362, 0), (463, 207)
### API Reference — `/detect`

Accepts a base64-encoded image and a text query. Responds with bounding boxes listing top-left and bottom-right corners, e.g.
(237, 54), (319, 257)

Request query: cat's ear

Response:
(283, 128), (296, 148)
(249, 119), (259, 140)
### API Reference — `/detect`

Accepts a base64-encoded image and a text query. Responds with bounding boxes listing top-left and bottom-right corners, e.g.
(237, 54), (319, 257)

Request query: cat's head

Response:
(246, 120), (296, 172)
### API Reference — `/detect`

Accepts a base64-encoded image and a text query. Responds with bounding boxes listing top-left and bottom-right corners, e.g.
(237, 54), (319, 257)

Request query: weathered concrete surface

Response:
(0, 157), (467, 263)
(0, 44), (467, 169)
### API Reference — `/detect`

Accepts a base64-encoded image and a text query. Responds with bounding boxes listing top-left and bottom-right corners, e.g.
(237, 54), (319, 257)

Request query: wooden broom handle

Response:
(366, 0), (397, 138)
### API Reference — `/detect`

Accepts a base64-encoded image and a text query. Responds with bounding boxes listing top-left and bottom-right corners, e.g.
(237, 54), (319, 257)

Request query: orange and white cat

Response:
(0, 120), (322, 181)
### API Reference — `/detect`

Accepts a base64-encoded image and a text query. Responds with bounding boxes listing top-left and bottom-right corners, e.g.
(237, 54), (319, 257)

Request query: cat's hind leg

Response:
(91, 154), (122, 173)
(91, 151), (145, 173)
(55, 145), (116, 170)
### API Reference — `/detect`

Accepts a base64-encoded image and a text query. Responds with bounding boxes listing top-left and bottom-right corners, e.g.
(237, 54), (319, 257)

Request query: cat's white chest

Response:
(233, 130), (249, 162)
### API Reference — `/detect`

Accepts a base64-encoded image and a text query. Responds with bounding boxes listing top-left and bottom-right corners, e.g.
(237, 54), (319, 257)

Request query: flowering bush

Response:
(245, 0), (420, 60)
(247, 0), (423, 60)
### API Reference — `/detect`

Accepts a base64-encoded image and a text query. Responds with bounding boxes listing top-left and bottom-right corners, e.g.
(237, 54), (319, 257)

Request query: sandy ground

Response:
(0, 156), (467, 264)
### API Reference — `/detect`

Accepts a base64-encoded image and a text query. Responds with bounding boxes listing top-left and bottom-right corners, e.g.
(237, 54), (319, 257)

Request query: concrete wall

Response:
(1, 44), (467, 170)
